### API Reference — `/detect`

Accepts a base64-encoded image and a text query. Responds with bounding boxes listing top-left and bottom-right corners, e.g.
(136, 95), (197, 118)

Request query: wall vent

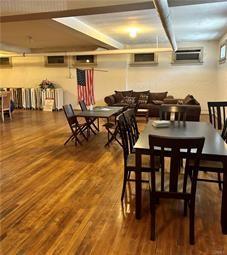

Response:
(0, 57), (12, 67)
(130, 53), (158, 66)
(73, 55), (97, 66)
(45, 56), (67, 67)
(172, 48), (203, 64)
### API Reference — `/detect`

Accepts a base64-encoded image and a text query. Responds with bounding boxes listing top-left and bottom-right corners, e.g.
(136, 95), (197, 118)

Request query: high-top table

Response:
(134, 121), (227, 234)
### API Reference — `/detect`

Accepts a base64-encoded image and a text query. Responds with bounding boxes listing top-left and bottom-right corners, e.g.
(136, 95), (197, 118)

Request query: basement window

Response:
(219, 41), (226, 64)
(0, 57), (12, 68)
(130, 53), (158, 66)
(45, 56), (67, 67)
(172, 48), (203, 64)
(73, 55), (97, 66)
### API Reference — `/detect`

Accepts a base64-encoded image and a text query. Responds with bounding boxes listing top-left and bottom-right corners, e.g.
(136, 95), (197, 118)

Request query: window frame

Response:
(219, 41), (226, 64)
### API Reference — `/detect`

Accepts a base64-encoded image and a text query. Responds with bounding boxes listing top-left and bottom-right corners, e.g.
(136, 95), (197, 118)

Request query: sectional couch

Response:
(104, 90), (201, 121)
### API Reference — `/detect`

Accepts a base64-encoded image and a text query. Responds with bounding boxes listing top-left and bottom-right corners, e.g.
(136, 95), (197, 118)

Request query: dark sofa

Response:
(104, 90), (201, 121)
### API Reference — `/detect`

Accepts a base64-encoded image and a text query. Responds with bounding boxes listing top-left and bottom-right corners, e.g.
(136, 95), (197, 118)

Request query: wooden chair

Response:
(103, 107), (125, 147)
(118, 114), (160, 201)
(208, 101), (227, 130)
(0, 91), (12, 122)
(79, 100), (99, 134)
(103, 122), (122, 147)
(160, 104), (187, 124)
(195, 103), (227, 190)
(148, 135), (205, 244)
(197, 102), (227, 190)
(63, 104), (88, 145)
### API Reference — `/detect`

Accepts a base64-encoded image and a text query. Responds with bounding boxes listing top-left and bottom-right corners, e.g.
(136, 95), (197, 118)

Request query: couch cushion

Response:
(115, 90), (133, 97)
(149, 92), (168, 102)
(114, 92), (124, 102)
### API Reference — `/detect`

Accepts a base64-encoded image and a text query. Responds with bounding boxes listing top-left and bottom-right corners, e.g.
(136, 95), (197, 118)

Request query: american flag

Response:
(76, 68), (95, 106)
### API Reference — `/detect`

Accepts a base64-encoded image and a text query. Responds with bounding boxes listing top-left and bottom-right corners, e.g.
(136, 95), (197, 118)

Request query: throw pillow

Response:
(123, 96), (136, 105)
(183, 94), (198, 105)
(138, 94), (149, 105)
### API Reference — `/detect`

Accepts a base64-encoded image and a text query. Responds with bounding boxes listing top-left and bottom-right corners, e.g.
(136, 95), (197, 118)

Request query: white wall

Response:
(217, 33), (227, 101)
(0, 55), (127, 108)
(0, 40), (224, 112)
(127, 41), (219, 112)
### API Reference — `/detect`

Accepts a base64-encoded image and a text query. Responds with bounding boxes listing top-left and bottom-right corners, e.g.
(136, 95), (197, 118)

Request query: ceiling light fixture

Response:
(128, 28), (138, 38)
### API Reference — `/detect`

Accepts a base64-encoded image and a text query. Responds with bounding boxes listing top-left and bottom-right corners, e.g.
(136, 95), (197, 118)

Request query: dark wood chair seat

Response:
(196, 160), (223, 169)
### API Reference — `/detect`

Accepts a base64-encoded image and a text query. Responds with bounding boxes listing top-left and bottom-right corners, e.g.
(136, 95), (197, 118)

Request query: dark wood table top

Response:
(134, 121), (227, 158)
(74, 106), (123, 118)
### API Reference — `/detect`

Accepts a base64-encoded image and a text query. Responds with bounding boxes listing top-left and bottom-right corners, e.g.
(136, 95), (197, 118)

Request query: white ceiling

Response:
(171, 2), (227, 42)
(78, 2), (227, 45)
(78, 9), (167, 45)
(0, 0), (227, 53)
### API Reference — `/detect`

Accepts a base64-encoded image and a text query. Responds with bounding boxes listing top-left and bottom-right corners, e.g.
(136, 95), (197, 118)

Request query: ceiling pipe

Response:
(153, 0), (177, 51)
(1, 47), (173, 57)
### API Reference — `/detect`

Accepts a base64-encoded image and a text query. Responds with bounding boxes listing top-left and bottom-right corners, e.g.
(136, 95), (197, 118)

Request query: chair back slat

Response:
(149, 135), (205, 194)
(123, 109), (139, 152)
(221, 118), (227, 143)
(79, 100), (88, 111)
(160, 105), (187, 124)
(118, 114), (130, 162)
(208, 101), (227, 130)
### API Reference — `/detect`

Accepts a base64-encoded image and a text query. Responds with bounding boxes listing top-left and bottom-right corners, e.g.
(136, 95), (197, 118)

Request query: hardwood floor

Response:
(0, 110), (226, 255)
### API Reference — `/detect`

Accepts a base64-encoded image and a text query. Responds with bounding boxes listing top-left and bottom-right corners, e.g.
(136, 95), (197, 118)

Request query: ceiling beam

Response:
(153, 0), (177, 51)
(53, 17), (124, 49)
(5, 47), (173, 57)
(1, 0), (226, 23)
(0, 2), (153, 23)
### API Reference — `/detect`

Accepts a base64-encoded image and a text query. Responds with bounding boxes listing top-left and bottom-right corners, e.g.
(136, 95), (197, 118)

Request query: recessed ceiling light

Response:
(86, 59), (90, 63)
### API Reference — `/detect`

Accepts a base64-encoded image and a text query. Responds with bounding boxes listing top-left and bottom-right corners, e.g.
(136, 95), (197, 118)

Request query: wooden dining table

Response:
(74, 106), (124, 143)
(134, 120), (227, 234)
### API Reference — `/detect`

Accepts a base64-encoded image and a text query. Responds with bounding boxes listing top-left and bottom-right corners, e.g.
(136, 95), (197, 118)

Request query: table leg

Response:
(221, 157), (227, 234)
(136, 150), (142, 219)
(97, 118), (100, 131)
